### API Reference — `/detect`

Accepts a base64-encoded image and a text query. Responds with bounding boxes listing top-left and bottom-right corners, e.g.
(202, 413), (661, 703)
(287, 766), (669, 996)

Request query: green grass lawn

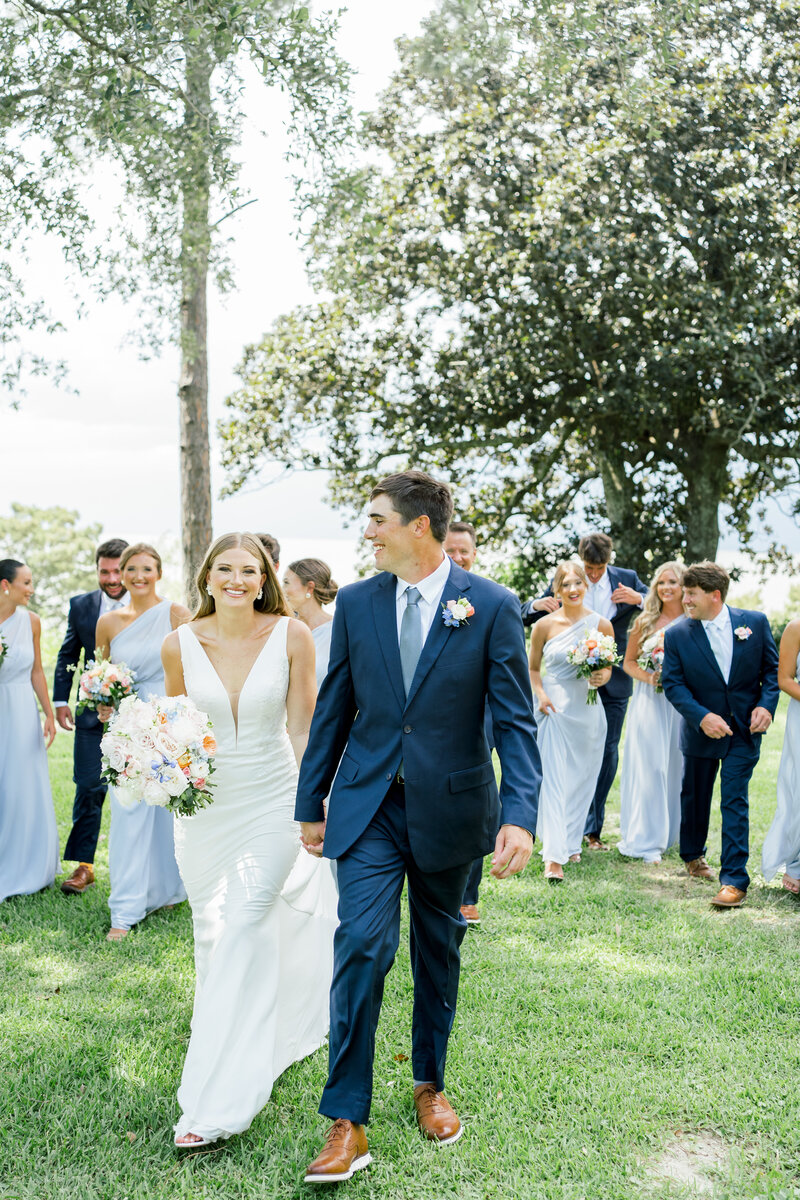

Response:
(2, 706), (800, 1200)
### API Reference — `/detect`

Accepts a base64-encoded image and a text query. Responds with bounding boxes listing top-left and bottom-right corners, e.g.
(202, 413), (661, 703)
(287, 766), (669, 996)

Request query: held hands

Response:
(750, 706), (773, 735)
(491, 824), (533, 879)
(97, 703), (114, 723)
(611, 583), (644, 607)
(56, 705), (74, 731)
(300, 820), (326, 857)
(700, 712), (733, 739)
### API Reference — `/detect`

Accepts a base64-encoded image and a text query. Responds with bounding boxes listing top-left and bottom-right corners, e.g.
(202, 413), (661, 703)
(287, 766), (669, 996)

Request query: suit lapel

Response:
(404, 562), (471, 709)
(689, 616), (726, 684)
(371, 574), (406, 710)
(726, 607), (747, 686)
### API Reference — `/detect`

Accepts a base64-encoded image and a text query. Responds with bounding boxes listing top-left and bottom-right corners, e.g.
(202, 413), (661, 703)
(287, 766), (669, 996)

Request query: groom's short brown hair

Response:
(683, 561), (730, 601)
(371, 471), (454, 543)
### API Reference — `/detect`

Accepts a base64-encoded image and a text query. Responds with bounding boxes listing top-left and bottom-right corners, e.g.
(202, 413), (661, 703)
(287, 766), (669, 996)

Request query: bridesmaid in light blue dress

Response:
(0, 560), (60, 901)
(529, 561), (614, 881)
(281, 558), (337, 689)
(618, 562), (686, 864)
(96, 543), (190, 940)
(762, 619), (800, 892)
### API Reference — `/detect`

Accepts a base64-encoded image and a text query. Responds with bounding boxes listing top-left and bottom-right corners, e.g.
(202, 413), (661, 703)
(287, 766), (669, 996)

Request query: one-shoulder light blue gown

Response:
(107, 600), (186, 929)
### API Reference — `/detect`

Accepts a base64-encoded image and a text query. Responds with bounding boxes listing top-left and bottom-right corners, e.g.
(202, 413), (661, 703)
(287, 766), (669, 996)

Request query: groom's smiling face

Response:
(365, 494), (416, 575)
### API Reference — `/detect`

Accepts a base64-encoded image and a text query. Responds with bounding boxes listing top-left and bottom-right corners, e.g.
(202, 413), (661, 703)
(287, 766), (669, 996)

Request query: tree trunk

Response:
(178, 36), (214, 605)
(682, 441), (729, 564)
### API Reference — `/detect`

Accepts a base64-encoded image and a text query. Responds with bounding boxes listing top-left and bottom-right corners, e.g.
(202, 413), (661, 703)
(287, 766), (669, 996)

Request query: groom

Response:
(296, 470), (541, 1184)
(661, 561), (779, 908)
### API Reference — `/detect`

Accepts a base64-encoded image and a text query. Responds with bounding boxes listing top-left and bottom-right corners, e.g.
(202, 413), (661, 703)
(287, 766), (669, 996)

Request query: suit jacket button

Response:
(404, 725), (412, 734)
(385, 772), (393, 781)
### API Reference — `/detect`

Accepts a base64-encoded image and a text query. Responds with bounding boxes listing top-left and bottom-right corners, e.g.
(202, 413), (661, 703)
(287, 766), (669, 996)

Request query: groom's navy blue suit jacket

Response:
(53, 590), (104, 731)
(295, 560), (541, 873)
(662, 607), (779, 759)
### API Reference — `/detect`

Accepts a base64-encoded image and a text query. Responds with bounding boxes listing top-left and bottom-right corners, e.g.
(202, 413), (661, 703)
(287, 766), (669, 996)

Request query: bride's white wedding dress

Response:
(173, 618), (338, 1142)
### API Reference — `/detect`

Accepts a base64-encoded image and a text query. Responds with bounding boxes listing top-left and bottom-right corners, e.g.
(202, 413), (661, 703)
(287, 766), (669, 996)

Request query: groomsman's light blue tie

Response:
(706, 620), (729, 681)
(400, 586), (423, 697)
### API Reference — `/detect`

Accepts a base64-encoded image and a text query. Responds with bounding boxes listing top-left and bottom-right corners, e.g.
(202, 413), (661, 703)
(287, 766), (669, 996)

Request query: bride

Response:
(161, 532), (338, 1148)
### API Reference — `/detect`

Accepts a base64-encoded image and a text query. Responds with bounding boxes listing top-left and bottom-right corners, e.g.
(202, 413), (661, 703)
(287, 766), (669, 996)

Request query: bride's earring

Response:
(206, 586), (212, 596)
(305, 592), (311, 598)
(257, 588), (263, 599)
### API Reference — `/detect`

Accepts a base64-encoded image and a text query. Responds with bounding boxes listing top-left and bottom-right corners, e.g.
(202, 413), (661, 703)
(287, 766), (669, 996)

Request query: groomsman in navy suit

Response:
(296, 471), (540, 1184)
(662, 561), (779, 908)
(521, 532), (647, 848)
(53, 538), (128, 894)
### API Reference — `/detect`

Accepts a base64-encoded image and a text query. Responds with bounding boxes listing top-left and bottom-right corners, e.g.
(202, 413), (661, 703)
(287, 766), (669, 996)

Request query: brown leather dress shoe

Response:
(460, 904), (480, 925)
(61, 864), (95, 895)
(413, 1084), (463, 1145)
(710, 885), (746, 908)
(686, 856), (715, 881)
(303, 1119), (371, 1184)
(586, 836), (609, 851)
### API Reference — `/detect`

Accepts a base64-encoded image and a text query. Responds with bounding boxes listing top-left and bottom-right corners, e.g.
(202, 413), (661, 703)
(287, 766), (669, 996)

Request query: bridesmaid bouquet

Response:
(637, 629), (665, 692)
(76, 656), (136, 715)
(0, 631), (7, 671)
(566, 629), (620, 705)
(101, 694), (217, 816)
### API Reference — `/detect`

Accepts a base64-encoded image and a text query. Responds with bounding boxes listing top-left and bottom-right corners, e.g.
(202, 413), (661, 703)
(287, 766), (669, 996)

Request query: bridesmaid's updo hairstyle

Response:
(552, 559), (588, 595)
(633, 561), (685, 643)
(193, 532), (290, 620)
(287, 558), (338, 608)
(120, 542), (162, 577)
(0, 559), (23, 588)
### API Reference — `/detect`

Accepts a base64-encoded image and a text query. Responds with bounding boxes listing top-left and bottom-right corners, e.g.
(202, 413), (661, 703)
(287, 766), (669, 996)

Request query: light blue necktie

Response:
(400, 586), (422, 697)
(706, 620), (729, 681)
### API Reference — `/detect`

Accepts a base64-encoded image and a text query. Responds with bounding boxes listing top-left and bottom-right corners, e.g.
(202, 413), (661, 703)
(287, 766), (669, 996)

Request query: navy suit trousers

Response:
(679, 737), (760, 891)
(462, 855), (484, 907)
(63, 722), (108, 863)
(584, 696), (628, 839)
(320, 782), (471, 1125)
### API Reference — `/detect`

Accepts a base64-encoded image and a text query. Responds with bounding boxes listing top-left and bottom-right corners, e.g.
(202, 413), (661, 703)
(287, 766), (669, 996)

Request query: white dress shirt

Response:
(701, 605), (733, 682)
(395, 554), (452, 644)
(585, 570), (617, 621)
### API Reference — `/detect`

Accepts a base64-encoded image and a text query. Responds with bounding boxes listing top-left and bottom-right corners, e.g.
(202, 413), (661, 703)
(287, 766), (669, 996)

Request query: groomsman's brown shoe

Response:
(460, 904), (480, 925)
(686, 856), (715, 881)
(413, 1084), (463, 1145)
(586, 836), (609, 851)
(303, 1120), (371, 1184)
(61, 864), (95, 894)
(710, 885), (746, 908)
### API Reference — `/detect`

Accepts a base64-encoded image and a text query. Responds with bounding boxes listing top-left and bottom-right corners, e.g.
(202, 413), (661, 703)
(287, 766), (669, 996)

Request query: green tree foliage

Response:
(220, 0), (800, 574)
(1, 0), (350, 596)
(0, 504), (101, 625)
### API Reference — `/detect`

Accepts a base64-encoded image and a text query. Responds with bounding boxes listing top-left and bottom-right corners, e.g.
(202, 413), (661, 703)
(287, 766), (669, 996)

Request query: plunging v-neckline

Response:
(188, 619), (283, 743)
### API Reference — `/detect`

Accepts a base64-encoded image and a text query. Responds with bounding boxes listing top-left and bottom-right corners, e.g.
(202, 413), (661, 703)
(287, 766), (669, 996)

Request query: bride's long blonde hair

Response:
(192, 533), (290, 620)
(631, 561), (685, 644)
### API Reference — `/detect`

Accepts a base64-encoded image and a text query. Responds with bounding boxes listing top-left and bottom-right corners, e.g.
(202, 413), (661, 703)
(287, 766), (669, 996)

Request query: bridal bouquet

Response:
(637, 629), (665, 692)
(0, 631), (8, 671)
(101, 694), (217, 816)
(566, 629), (620, 705)
(76, 656), (136, 715)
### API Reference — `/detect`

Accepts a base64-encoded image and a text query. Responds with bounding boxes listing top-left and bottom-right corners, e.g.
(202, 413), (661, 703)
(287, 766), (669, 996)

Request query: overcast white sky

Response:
(0, 1), (436, 587)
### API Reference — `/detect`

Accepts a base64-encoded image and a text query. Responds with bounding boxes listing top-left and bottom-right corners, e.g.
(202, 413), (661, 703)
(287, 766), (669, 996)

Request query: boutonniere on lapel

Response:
(442, 597), (475, 628)
(734, 625), (753, 641)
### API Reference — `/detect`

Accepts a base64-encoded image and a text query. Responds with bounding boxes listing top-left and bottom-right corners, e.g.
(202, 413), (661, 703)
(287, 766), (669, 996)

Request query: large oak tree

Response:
(221, 0), (800, 574)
